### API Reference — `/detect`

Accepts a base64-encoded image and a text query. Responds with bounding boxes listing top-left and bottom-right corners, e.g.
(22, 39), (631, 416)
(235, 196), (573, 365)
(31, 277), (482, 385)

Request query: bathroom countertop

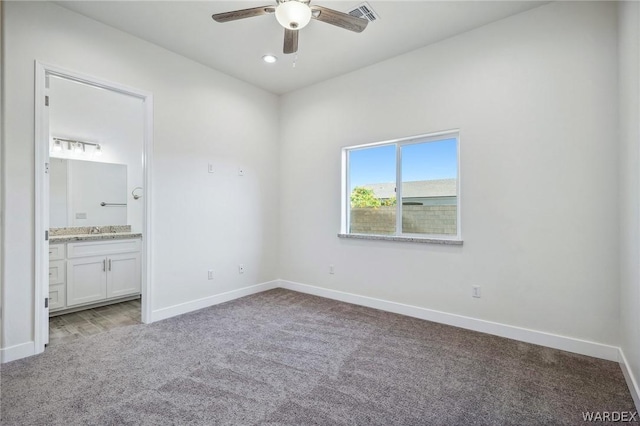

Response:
(50, 232), (142, 243)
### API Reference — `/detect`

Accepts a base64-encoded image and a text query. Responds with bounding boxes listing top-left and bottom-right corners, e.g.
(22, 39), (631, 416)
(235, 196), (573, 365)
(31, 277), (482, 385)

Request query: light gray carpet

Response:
(0, 289), (635, 425)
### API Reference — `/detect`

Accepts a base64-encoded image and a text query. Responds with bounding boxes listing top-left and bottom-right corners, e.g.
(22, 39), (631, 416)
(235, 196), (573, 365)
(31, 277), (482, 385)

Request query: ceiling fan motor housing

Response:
(275, 0), (312, 30)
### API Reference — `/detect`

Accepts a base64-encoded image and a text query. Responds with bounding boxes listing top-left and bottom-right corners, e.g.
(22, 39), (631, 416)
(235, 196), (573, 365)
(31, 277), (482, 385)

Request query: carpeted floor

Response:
(0, 289), (635, 425)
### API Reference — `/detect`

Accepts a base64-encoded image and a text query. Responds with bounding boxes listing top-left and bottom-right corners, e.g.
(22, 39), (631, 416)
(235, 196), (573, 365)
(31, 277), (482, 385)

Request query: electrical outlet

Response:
(208, 163), (215, 173)
(208, 270), (214, 280)
(329, 264), (335, 274)
(472, 286), (481, 298)
(238, 264), (245, 274)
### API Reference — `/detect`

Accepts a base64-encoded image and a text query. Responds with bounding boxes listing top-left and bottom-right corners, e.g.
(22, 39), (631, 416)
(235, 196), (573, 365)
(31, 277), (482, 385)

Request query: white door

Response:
(41, 81), (52, 347)
(106, 253), (141, 299)
(67, 256), (107, 306)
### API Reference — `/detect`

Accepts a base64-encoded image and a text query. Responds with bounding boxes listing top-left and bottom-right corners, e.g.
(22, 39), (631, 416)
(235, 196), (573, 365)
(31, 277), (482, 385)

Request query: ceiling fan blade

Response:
(212, 6), (275, 23)
(310, 5), (368, 33)
(284, 29), (299, 54)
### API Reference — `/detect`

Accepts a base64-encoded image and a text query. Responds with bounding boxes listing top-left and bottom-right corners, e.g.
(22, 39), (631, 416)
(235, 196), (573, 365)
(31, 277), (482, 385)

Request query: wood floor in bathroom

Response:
(49, 299), (141, 346)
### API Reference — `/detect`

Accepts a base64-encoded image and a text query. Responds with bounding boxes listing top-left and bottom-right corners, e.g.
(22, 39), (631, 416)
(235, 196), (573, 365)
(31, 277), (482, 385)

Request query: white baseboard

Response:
(1, 341), (35, 363)
(619, 349), (640, 411)
(278, 280), (620, 362)
(150, 280), (279, 322)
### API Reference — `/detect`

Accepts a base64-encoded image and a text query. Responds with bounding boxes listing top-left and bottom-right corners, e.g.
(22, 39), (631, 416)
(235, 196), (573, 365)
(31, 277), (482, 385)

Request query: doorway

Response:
(34, 62), (153, 353)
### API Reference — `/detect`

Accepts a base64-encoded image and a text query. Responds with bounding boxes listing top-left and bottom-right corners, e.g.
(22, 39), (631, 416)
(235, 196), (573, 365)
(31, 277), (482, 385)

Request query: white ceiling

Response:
(55, 1), (546, 94)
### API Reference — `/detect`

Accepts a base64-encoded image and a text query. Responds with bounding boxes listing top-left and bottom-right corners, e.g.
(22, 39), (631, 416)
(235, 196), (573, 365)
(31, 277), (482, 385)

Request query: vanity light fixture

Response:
(52, 138), (104, 156)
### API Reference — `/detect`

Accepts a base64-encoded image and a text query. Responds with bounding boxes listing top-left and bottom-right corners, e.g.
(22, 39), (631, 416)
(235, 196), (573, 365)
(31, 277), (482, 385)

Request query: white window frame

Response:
(341, 129), (461, 243)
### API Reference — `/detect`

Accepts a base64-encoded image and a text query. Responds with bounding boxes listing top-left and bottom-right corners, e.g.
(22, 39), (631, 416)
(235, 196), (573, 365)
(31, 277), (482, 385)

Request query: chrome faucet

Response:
(90, 226), (101, 234)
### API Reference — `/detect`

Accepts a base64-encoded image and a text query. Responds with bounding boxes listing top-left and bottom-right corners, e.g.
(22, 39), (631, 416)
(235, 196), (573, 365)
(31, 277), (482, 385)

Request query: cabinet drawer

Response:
(49, 244), (65, 261)
(49, 283), (66, 311)
(49, 260), (66, 285)
(67, 239), (141, 258)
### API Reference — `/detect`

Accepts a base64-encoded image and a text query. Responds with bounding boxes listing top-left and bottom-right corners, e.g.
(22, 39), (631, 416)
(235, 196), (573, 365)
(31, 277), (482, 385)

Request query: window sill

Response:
(337, 233), (463, 245)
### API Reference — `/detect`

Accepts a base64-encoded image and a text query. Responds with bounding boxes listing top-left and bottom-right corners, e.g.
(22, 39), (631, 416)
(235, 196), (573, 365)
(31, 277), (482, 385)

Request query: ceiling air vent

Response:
(347, 2), (379, 23)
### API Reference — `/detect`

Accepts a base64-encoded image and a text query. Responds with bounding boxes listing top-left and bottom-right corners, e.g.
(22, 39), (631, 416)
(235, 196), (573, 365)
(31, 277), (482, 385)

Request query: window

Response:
(341, 131), (460, 242)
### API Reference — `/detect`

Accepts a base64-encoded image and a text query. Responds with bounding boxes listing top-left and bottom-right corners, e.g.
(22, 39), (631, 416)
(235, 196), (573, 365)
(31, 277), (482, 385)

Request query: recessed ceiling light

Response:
(262, 54), (277, 64)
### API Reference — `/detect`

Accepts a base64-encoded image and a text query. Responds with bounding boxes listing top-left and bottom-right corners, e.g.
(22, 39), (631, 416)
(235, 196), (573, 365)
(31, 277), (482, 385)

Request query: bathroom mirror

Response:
(50, 158), (128, 228)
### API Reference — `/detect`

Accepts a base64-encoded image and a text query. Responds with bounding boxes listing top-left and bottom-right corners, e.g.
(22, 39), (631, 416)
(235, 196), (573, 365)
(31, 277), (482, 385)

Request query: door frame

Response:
(34, 61), (154, 354)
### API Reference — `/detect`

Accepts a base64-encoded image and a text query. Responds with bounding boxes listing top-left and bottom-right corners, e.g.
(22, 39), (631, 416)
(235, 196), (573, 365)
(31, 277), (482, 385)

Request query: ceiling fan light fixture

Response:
(275, 1), (311, 30)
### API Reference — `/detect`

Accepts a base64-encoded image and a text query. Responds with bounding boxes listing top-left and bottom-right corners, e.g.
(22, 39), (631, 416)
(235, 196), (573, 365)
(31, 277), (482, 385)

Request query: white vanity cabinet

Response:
(66, 239), (141, 307)
(48, 245), (67, 311)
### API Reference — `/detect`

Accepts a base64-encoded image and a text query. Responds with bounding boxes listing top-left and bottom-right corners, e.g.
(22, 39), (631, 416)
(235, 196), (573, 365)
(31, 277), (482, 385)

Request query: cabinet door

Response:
(106, 252), (141, 299)
(67, 256), (107, 306)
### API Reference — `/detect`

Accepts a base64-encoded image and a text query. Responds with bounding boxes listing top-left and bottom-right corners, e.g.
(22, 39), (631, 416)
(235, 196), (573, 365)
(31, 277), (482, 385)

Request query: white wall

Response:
(49, 76), (145, 231)
(618, 1), (640, 405)
(279, 2), (620, 345)
(2, 1), (279, 352)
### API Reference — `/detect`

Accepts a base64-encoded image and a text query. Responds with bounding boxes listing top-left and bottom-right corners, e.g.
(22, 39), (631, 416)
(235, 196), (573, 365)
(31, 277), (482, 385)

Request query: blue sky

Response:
(349, 138), (457, 190)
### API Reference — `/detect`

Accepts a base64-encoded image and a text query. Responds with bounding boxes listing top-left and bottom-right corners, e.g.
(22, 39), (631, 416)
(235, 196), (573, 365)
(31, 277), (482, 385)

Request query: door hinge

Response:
(44, 297), (49, 308)
(45, 96), (49, 106)
(45, 162), (49, 174)
(45, 230), (49, 241)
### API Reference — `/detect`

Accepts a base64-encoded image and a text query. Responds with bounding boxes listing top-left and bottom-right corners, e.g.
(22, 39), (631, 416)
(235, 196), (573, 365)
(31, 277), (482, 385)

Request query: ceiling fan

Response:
(211, 0), (368, 55)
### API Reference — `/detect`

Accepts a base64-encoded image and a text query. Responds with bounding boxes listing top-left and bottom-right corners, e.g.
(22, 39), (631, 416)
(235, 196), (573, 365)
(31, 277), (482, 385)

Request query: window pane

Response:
(401, 138), (457, 235)
(349, 145), (396, 235)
